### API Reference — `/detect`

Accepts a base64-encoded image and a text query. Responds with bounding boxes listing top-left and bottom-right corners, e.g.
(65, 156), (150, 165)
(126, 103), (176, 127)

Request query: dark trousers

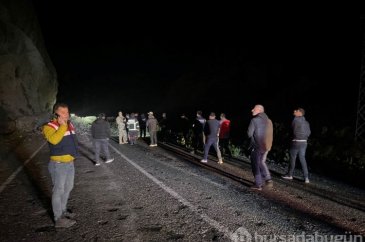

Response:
(140, 127), (146, 138)
(219, 138), (232, 158)
(192, 133), (204, 152)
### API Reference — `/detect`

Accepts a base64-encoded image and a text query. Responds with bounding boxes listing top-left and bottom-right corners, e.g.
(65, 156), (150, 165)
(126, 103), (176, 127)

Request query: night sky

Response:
(32, 2), (357, 131)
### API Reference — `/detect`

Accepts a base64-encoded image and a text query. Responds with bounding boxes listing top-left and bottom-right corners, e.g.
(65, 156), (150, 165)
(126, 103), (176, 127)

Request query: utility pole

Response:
(356, 15), (365, 142)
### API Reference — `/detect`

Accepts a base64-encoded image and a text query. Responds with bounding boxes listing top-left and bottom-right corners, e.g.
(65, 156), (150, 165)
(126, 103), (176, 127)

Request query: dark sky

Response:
(32, 2), (357, 130)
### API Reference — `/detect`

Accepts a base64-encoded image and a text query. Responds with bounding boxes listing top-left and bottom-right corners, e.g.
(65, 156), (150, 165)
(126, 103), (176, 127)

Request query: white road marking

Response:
(109, 144), (244, 241)
(0, 142), (46, 194)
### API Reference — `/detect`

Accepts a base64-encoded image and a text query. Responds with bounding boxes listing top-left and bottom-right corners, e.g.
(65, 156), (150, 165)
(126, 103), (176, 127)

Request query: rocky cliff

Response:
(0, 0), (57, 134)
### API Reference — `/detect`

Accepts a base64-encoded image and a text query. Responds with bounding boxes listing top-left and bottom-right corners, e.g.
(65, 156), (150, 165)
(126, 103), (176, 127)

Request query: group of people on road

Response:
(42, 102), (311, 228)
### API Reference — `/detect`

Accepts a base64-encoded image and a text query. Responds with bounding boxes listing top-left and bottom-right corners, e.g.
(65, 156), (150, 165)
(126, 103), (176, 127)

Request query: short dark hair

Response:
(98, 113), (106, 119)
(209, 112), (216, 117)
(197, 111), (202, 116)
(53, 103), (68, 113)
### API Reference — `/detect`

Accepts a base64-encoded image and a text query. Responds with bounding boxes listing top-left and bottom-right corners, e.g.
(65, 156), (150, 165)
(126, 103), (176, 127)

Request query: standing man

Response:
(247, 104), (273, 190)
(158, 112), (169, 143)
(219, 113), (232, 159)
(91, 113), (114, 166)
(43, 103), (77, 228)
(138, 113), (147, 138)
(116, 111), (127, 144)
(127, 113), (140, 145)
(282, 108), (311, 183)
(146, 111), (159, 147)
(191, 110), (206, 154)
(201, 112), (223, 164)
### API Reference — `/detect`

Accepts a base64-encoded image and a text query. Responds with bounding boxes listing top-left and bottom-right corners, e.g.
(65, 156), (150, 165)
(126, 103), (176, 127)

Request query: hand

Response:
(57, 116), (68, 125)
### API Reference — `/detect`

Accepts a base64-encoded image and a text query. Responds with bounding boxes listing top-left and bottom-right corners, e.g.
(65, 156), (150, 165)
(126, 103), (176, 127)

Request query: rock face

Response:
(0, 0), (57, 134)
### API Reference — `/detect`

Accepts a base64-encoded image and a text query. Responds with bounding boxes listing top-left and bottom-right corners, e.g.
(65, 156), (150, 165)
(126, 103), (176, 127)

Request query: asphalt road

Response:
(0, 131), (364, 241)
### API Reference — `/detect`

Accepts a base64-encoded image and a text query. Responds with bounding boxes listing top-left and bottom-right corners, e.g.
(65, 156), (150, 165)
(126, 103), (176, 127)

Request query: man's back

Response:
(91, 119), (110, 139)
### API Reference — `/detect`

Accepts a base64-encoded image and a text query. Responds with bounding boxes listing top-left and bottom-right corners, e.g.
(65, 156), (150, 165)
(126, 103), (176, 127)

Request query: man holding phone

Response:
(43, 103), (78, 228)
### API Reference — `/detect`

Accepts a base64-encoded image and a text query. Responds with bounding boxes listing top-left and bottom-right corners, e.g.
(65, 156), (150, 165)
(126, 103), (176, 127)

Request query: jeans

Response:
(203, 138), (222, 160)
(288, 141), (309, 178)
(93, 138), (111, 162)
(250, 149), (271, 187)
(48, 161), (75, 221)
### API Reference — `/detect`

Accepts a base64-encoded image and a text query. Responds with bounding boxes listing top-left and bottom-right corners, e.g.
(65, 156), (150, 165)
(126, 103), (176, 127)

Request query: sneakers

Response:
(250, 185), (262, 191)
(55, 217), (76, 228)
(95, 162), (101, 166)
(282, 175), (293, 180)
(200, 159), (208, 163)
(265, 179), (274, 188)
(218, 159), (224, 164)
(63, 210), (76, 219)
(305, 178), (310, 184)
(105, 158), (114, 163)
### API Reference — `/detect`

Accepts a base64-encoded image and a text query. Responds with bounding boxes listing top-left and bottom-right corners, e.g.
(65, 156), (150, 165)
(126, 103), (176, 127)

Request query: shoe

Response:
(250, 185), (262, 191)
(95, 162), (101, 166)
(55, 217), (76, 228)
(105, 158), (114, 163)
(149, 144), (154, 147)
(282, 175), (293, 180)
(218, 159), (224, 164)
(265, 179), (273, 188)
(153, 144), (158, 147)
(200, 159), (208, 163)
(305, 178), (310, 183)
(63, 210), (76, 219)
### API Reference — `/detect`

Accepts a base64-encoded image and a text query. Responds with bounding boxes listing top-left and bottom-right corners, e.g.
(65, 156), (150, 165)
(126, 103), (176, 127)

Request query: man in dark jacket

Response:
(91, 113), (114, 166)
(247, 104), (273, 190)
(191, 111), (206, 154)
(201, 112), (223, 164)
(282, 108), (311, 183)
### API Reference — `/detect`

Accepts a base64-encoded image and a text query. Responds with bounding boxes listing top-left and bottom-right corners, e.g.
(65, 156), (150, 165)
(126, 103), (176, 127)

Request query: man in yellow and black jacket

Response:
(43, 103), (78, 228)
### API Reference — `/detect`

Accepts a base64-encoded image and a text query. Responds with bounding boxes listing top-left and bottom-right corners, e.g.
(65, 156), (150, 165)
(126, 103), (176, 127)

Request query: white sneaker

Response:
(105, 158), (114, 163)
(305, 178), (310, 183)
(200, 159), (207, 163)
(55, 217), (76, 228)
(218, 159), (223, 164)
(282, 175), (293, 180)
(95, 162), (101, 166)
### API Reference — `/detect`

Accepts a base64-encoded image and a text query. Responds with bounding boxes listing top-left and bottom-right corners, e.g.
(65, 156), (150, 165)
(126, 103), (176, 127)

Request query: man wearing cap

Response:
(91, 113), (114, 166)
(282, 108), (311, 183)
(146, 111), (159, 146)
